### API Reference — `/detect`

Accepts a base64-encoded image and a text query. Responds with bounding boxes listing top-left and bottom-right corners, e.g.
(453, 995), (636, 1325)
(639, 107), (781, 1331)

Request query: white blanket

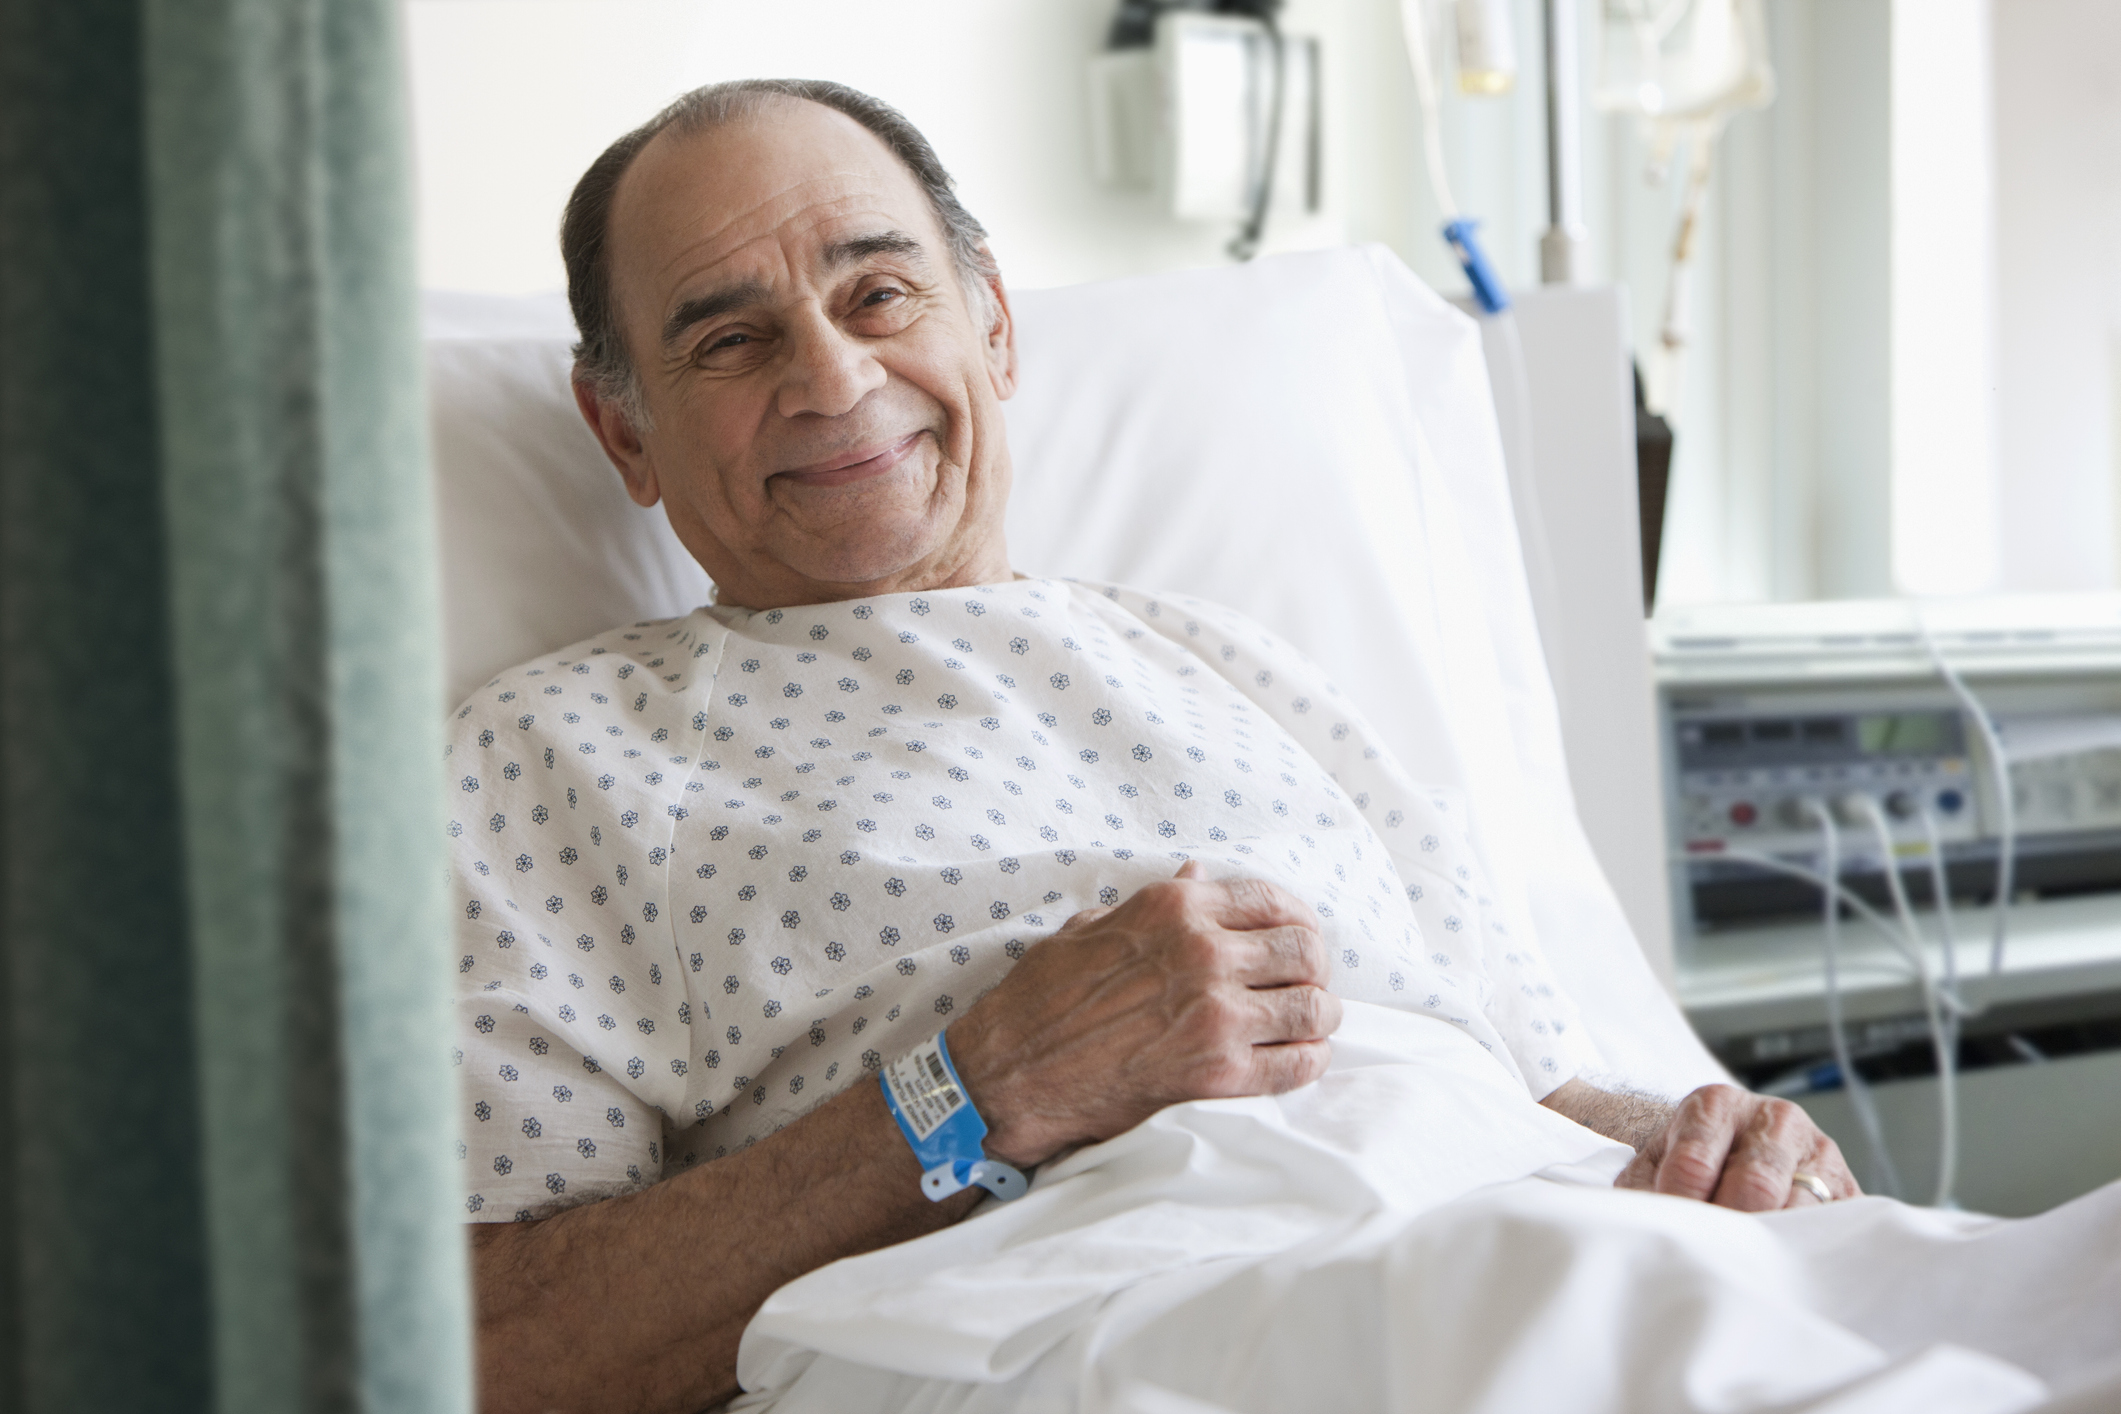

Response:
(733, 1005), (2121, 1413)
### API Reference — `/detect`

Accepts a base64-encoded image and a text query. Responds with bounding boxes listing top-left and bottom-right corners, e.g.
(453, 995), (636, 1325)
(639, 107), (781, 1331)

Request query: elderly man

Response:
(451, 79), (1854, 1413)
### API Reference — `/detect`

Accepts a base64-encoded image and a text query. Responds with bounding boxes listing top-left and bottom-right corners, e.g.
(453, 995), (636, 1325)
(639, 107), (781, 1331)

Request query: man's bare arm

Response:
(472, 1073), (971, 1413)
(471, 865), (1338, 1413)
(1541, 1076), (1861, 1209)
(1538, 1076), (1675, 1152)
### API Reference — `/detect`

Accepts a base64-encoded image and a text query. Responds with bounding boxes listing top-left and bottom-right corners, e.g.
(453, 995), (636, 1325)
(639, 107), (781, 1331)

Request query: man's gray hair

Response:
(560, 79), (999, 430)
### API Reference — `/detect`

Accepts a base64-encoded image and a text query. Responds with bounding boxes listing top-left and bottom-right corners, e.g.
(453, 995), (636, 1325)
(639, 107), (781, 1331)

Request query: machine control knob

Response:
(1776, 798), (1814, 830)
(1936, 788), (1965, 815)
(1729, 801), (1757, 827)
(1885, 790), (1915, 820)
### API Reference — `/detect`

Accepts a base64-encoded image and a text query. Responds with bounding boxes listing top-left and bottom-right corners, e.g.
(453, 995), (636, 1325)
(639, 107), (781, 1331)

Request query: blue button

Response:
(1937, 789), (1965, 814)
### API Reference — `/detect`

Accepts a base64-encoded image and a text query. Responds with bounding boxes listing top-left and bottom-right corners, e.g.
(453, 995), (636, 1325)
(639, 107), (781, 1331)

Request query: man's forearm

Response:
(467, 868), (1339, 1412)
(472, 1075), (976, 1414)
(1538, 1076), (1676, 1153)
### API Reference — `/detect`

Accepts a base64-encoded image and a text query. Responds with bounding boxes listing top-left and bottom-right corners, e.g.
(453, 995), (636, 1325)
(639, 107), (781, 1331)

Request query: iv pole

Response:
(1539, 0), (1590, 284)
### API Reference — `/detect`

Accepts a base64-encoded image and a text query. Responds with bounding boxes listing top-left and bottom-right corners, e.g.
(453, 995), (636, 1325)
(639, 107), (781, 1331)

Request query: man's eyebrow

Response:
(658, 234), (928, 349)
(820, 230), (929, 271)
(661, 280), (770, 349)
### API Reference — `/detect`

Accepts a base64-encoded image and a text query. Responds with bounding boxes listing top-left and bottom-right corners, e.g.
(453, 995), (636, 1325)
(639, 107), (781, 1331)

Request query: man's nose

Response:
(776, 310), (886, 419)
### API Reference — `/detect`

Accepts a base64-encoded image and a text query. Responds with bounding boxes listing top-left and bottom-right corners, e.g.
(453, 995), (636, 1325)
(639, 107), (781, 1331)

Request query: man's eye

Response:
(708, 331), (750, 351)
(861, 287), (902, 307)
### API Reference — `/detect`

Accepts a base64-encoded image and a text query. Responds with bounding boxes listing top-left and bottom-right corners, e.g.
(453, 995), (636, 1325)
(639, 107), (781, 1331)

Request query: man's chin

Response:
(759, 480), (962, 587)
(761, 522), (954, 597)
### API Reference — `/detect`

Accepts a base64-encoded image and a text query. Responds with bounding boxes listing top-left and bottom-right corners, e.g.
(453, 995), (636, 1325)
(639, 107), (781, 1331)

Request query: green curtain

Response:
(0, 0), (472, 1410)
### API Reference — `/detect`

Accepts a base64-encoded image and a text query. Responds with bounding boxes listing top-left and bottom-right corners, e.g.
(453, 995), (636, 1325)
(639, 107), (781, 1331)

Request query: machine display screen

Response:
(1857, 713), (1955, 755)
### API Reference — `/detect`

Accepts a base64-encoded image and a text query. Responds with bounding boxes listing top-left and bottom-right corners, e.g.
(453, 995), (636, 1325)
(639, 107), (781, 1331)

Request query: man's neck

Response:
(707, 544), (1016, 612)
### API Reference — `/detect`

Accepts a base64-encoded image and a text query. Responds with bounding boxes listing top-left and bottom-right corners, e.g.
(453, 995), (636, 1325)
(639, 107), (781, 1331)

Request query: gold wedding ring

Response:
(1790, 1170), (1833, 1204)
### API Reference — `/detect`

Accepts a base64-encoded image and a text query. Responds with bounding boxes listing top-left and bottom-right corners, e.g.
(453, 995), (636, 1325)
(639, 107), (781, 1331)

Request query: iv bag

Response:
(1455, 0), (1517, 95)
(1595, 0), (1773, 120)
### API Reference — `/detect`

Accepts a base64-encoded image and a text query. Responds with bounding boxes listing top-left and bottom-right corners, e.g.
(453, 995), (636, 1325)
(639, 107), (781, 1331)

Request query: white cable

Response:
(1800, 802), (1904, 1197)
(1227, 12), (1287, 261)
(1725, 808), (1953, 1205)
(1803, 802), (1905, 1198)
(1716, 848), (1924, 972)
(1917, 803), (1970, 1052)
(1724, 811), (1904, 1197)
(1853, 796), (1959, 1208)
(1917, 803), (1963, 1011)
(1398, 0), (1462, 219)
(1918, 618), (2015, 980)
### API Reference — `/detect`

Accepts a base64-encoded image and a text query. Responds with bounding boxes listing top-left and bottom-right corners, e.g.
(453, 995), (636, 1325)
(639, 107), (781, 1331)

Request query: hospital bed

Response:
(426, 243), (1719, 1100)
(424, 247), (2121, 1413)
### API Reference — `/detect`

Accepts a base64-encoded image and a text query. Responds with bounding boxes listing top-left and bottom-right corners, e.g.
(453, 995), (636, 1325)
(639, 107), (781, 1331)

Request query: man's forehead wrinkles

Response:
(645, 171), (890, 284)
(658, 229), (791, 306)
(651, 207), (930, 343)
(647, 211), (913, 334)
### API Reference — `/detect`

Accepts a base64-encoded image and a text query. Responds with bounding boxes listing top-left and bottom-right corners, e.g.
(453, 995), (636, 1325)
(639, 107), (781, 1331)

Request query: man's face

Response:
(581, 99), (1018, 610)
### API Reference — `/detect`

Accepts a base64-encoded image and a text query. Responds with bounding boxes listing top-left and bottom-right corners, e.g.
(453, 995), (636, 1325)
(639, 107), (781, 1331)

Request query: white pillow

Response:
(421, 248), (1724, 1097)
(425, 291), (714, 702)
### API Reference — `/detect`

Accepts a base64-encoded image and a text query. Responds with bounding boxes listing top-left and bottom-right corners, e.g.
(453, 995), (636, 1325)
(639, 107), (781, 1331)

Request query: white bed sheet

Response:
(732, 1006), (2121, 1414)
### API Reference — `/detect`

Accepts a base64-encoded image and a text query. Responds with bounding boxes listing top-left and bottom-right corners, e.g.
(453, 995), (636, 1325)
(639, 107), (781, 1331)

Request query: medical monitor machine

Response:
(1656, 597), (2121, 1165)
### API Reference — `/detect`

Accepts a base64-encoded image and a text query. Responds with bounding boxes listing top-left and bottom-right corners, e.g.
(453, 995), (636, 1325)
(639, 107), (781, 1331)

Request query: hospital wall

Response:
(401, 0), (1697, 602)
(408, 0), (1308, 293)
(1992, 0), (2121, 595)
(403, 0), (1575, 299)
(406, 1), (2121, 608)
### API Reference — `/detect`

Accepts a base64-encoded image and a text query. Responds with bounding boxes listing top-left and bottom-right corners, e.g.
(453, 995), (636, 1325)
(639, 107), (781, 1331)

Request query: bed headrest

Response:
(425, 291), (713, 706)
(425, 248), (1490, 804)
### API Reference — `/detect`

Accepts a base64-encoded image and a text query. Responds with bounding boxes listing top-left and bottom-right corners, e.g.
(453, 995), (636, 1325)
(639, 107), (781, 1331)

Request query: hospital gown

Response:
(448, 578), (1595, 1221)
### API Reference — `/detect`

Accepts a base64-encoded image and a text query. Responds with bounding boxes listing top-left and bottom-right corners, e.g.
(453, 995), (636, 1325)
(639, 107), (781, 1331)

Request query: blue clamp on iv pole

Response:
(1443, 217), (1510, 315)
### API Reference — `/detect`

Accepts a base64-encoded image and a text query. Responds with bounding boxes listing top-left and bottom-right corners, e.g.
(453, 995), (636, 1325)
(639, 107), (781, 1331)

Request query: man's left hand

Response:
(1614, 1083), (1861, 1209)
(1541, 1078), (1861, 1210)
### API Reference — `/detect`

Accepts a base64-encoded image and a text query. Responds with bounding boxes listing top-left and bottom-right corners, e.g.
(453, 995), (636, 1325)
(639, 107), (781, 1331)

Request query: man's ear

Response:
(976, 254), (1019, 402)
(572, 376), (661, 508)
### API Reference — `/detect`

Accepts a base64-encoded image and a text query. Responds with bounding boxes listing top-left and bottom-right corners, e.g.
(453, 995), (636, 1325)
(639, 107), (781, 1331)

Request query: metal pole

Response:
(1541, 0), (1591, 283)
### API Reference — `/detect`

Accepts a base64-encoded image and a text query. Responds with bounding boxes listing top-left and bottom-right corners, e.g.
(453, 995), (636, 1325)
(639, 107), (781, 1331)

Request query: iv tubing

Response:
(1919, 620), (2015, 980)
(1653, 120), (1722, 416)
(1800, 802), (1904, 1198)
(1717, 850), (1924, 973)
(1399, 0), (1462, 219)
(1724, 817), (1905, 1197)
(1918, 803), (1964, 1018)
(1854, 796), (1959, 1208)
(1722, 798), (1960, 1206)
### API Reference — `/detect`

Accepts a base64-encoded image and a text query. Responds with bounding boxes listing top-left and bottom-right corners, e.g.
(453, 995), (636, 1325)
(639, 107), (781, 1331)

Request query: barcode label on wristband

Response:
(882, 1035), (966, 1141)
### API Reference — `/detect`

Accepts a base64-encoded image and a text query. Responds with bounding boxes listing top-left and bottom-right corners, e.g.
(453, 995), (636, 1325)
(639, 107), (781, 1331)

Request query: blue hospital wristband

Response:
(879, 1030), (1028, 1203)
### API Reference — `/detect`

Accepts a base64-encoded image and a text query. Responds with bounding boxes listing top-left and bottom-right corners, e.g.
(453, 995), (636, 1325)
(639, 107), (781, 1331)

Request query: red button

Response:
(1729, 802), (1757, 826)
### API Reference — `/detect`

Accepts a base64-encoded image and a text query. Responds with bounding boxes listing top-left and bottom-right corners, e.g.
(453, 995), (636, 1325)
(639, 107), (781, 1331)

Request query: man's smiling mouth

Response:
(774, 431), (925, 488)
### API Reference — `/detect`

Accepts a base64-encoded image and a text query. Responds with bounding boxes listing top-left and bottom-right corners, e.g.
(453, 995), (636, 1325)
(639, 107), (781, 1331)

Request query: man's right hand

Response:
(944, 861), (1341, 1169)
(469, 863), (1336, 1414)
